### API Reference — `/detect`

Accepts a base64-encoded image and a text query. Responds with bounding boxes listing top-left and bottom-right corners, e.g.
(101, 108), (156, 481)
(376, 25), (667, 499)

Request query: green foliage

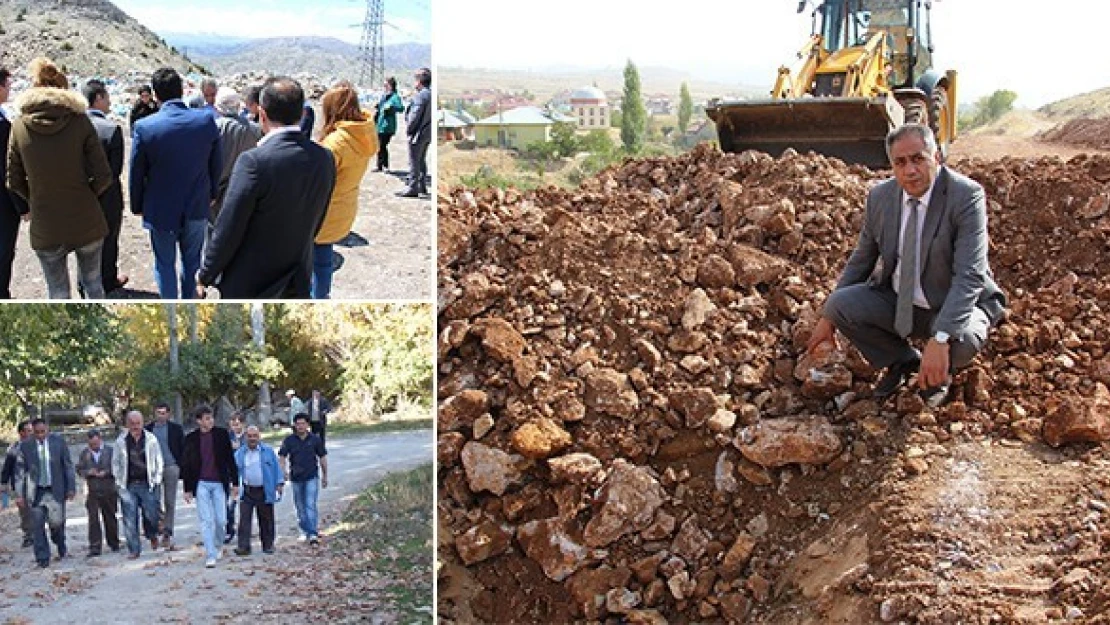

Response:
(678, 82), (693, 134)
(580, 129), (616, 156)
(0, 305), (119, 424)
(620, 59), (647, 154)
(338, 305), (433, 414)
(550, 121), (580, 157)
(960, 89), (1019, 130)
(460, 164), (538, 190)
(609, 109), (622, 128)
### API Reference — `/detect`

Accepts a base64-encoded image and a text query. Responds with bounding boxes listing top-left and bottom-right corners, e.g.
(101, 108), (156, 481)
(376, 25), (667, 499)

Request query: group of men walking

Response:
(0, 399), (329, 569)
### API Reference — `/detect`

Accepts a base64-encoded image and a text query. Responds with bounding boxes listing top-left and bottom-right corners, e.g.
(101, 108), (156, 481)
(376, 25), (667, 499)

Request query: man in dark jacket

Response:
(129, 86), (159, 128)
(130, 67), (221, 299)
(0, 67), (29, 299)
(83, 80), (128, 294)
(181, 405), (238, 568)
(13, 419), (76, 568)
(75, 428), (120, 556)
(1, 420), (33, 547)
(198, 76), (336, 299)
(396, 67), (431, 198)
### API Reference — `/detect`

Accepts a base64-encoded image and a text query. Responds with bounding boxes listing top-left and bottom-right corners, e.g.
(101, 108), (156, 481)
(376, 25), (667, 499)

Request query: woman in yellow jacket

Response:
(313, 82), (378, 298)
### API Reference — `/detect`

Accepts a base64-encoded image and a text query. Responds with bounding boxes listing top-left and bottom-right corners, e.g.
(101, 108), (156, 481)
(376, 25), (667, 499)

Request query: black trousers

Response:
(377, 132), (394, 170)
(85, 482), (120, 552)
(99, 199), (123, 291)
(310, 416), (327, 447)
(237, 486), (275, 552)
(0, 202), (20, 299)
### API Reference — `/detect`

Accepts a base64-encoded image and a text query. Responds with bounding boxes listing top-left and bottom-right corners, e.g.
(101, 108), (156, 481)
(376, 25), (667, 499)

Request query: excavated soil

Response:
(1039, 118), (1110, 153)
(436, 143), (1110, 624)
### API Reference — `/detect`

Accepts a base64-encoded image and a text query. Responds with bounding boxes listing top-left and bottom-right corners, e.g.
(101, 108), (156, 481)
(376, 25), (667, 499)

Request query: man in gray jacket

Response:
(396, 67), (431, 198)
(82, 79), (128, 293)
(211, 86), (260, 224)
(76, 428), (120, 556)
(807, 124), (1006, 408)
(13, 419), (76, 568)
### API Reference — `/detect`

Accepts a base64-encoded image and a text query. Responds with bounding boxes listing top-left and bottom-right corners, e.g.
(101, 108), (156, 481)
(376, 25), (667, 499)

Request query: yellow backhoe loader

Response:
(706, 0), (957, 168)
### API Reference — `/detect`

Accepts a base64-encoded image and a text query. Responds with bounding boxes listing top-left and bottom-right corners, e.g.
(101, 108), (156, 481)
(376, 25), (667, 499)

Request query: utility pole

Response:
(358, 0), (385, 88)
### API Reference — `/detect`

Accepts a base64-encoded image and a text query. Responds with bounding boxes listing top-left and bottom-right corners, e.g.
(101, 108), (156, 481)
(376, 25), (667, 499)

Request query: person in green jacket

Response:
(373, 76), (405, 173)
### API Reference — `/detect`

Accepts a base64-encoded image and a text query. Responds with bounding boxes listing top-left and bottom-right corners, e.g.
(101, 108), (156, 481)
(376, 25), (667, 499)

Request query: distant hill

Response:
(1038, 87), (1110, 120)
(173, 36), (431, 80)
(0, 0), (202, 78)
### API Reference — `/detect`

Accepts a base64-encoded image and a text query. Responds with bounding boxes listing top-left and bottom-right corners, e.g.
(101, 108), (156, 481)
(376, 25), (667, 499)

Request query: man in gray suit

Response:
(396, 67), (431, 198)
(13, 418), (76, 568)
(76, 429), (120, 557)
(82, 80), (128, 294)
(807, 124), (1006, 408)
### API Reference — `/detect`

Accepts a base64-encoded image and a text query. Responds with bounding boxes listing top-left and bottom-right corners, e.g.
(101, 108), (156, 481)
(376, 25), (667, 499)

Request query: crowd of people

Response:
(0, 396), (331, 569)
(0, 57), (433, 300)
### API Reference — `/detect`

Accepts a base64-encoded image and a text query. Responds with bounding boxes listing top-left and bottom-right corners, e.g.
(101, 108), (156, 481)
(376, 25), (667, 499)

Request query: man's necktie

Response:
(894, 199), (921, 338)
(38, 443), (49, 487)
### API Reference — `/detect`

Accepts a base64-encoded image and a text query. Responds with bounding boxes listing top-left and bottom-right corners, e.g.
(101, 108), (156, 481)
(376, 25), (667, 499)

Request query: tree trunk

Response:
(167, 304), (182, 423)
(251, 304), (272, 427)
(189, 304), (199, 343)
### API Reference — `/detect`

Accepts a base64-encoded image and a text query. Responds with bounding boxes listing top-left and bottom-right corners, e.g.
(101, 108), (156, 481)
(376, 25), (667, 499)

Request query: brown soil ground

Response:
(8, 124), (431, 301)
(437, 133), (1110, 624)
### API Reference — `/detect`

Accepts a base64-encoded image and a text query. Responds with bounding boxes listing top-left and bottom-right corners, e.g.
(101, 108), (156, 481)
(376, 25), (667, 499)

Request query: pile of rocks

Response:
(437, 144), (1110, 621)
(1039, 118), (1110, 152)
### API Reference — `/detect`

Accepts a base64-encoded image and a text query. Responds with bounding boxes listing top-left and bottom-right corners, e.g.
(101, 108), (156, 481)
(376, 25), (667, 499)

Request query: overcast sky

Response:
(113, 0), (430, 45)
(435, 0), (1110, 109)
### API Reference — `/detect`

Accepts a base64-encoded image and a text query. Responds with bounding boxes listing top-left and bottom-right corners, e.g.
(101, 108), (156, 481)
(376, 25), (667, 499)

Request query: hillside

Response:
(1038, 86), (1110, 120)
(179, 36), (431, 80)
(0, 0), (202, 78)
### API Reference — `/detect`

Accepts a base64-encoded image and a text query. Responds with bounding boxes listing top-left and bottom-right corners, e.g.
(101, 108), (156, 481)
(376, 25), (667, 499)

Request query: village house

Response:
(472, 106), (575, 150)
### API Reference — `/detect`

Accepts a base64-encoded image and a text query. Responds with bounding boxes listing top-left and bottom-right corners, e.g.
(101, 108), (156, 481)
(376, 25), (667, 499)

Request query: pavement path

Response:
(0, 429), (433, 624)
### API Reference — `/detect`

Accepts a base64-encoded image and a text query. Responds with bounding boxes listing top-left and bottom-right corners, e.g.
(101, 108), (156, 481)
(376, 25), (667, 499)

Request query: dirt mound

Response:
(436, 145), (1110, 623)
(1038, 117), (1110, 152)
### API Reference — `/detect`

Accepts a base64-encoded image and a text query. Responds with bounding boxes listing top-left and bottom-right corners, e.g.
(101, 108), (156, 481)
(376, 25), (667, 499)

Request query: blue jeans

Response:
(311, 243), (334, 299)
(149, 219), (206, 299)
(195, 480), (228, 560)
(291, 478), (319, 538)
(120, 482), (162, 556)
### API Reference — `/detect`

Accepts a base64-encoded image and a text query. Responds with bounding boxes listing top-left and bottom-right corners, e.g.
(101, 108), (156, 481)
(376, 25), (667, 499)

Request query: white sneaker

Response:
(298, 534), (308, 542)
(205, 558), (216, 568)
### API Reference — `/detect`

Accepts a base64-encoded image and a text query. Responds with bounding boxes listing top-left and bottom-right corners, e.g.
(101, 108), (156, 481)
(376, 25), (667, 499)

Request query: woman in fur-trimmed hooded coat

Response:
(6, 57), (112, 299)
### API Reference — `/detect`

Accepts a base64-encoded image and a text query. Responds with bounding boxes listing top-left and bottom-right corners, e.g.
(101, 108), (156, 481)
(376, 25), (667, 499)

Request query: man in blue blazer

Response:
(808, 124), (1006, 408)
(198, 76), (336, 299)
(130, 67), (222, 299)
(14, 419), (76, 568)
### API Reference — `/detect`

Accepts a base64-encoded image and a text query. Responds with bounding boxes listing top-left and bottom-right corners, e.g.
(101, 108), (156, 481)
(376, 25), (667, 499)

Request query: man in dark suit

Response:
(130, 67), (222, 299)
(396, 67), (431, 198)
(145, 402), (184, 550)
(808, 123), (1007, 408)
(198, 76), (336, 299)
(13, 418), (76, 568)
(75, 429), (120, 557)
(83, 80), (128, 294)
(0, 67), (29, 299)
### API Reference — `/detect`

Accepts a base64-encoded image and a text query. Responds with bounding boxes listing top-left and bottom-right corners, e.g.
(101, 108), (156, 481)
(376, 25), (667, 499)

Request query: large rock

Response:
(548, 453), (604, 485)
(511, 417), (572, 459)
(720, 533), (757, 580)
(671, 515), (710, 564)
(1043, 383), (1110, 447)
(585, 368), (640, 419)
(669, 387), (719, 428)
(460, 442), (523, 496)
(517, 516), (595, 582)
(682, 288), (717, 329)
(438, 389), (488, 431)
(584, 460), (666, 547)
(736, 416), (843, 468)
(696, 255), (735, 289)
(794, 347), (854, 400)
(471, 317), (526, 363)
(566, 566), (633, 619)
(455, 519), (513, 565)
(729, 244), (791, 287)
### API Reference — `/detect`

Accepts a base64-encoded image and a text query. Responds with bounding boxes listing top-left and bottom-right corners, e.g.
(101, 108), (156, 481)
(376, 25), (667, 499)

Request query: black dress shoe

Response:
(86, 551), (101, 558)
(873, 357), (921, 399)
(394, 190), (419, 198)
(37, 560), (49, 568)
(920, 384), (950, 409)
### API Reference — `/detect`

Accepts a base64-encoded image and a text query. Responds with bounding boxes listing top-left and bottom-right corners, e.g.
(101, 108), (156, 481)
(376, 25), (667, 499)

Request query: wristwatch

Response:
(933, 331), (950, 344)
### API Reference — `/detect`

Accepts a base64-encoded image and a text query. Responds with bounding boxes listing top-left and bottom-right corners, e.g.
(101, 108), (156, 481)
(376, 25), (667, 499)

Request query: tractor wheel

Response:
(902, 98), (927, 125)
(929, 85), (951, 161)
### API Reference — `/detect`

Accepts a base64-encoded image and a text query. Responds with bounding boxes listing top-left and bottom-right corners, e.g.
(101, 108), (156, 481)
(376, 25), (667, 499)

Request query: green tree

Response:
(550, 121), (580, 157)
(580, 129), (616, 156)
(620, 59), (646, 154)
(678, 82), (693, 134)
(959, 89), (1018, 130)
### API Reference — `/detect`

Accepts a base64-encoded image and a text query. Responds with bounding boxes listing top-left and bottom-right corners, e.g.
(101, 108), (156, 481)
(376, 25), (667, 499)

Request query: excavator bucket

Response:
(707, 96), (903, 169)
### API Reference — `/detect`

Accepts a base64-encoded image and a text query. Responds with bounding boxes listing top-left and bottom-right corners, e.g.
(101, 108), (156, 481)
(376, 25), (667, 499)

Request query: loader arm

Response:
(772, 34), (825, 99)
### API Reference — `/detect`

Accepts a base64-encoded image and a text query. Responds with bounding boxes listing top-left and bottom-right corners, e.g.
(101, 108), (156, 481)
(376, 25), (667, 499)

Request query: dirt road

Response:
(0, 429), (432, 624)
(7, 124), (432, 301)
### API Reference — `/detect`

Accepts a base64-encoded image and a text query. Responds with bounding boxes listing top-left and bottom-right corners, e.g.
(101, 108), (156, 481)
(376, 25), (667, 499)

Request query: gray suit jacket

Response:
(836, 166), (1006, 335)
(14, 433), (75, 503)
(76, 444), (116, 493)
(87, 110), (124, 216)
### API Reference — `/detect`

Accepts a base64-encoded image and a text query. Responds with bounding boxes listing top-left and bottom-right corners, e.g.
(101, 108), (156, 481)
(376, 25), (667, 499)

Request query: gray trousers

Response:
(406, 137), (430, 193)
(34, 239), (105, 300)
(161, 464), (180, 539)
(825, 283), (989, 371)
